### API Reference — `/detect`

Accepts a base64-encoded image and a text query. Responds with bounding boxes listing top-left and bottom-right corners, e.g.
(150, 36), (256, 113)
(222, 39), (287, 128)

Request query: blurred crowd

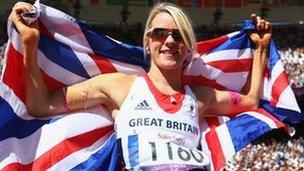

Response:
(0, 23), (303, 170)
(224, 136), (304, 170)
(224, 124), (304, 170)
(280, 48), (304, 89)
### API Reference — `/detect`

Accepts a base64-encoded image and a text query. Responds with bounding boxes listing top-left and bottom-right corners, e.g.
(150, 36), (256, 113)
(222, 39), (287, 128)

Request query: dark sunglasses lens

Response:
(153, 28), (167, 40)
(151, 28), (183, 42)
(172, 30), (182, 42)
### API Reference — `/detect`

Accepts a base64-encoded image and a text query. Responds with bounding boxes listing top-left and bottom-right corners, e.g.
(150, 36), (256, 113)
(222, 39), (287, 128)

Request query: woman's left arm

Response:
(201, 14), (272, 116)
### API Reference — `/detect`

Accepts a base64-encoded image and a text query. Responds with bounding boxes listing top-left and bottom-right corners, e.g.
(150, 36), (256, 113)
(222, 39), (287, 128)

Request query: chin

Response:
(153, 54), (184, 70)
(158, 62), (181, 70)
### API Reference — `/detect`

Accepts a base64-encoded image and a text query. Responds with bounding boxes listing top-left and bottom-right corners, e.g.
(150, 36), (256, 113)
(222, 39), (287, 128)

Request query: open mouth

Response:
(160, 49), (178, 56)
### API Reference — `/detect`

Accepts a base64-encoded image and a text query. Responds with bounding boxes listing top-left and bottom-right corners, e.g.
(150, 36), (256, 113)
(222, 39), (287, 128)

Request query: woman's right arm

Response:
(11, 4), (127, 117)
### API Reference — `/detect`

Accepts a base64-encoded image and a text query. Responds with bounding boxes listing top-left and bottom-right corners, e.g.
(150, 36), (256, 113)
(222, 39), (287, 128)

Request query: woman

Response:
(12, 2), (271, 170)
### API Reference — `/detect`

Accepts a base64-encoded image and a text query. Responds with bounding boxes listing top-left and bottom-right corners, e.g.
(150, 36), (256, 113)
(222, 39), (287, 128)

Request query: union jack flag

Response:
(0, 1), (302, 171)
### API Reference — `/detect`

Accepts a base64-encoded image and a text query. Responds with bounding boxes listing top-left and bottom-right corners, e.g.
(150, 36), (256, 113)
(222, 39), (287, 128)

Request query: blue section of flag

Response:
(71, 133), (121, 171)
(227, 114), (273, 152)
(260, 100), (304, 123)
(39, 34), (91, 78)
(209, 32), (253, 53)
(268, 40), (282, 71)
(0, 96), (50, 141)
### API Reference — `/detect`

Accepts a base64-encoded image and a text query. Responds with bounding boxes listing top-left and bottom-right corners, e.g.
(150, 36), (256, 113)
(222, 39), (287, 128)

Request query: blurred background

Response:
(0, 0), (304, 170)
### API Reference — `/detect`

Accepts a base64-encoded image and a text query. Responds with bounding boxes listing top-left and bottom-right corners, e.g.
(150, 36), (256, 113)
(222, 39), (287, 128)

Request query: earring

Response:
(145, 47), (150, 55)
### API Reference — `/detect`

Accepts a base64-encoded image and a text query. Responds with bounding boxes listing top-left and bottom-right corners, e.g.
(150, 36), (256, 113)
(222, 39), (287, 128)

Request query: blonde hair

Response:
(143, 2), (197, 60)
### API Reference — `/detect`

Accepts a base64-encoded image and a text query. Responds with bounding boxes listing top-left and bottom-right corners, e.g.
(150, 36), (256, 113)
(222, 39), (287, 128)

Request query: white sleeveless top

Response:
(115, 75), (210, 170)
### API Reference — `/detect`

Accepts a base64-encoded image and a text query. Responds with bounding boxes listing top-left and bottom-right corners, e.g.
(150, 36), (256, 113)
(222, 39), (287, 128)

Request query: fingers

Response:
(260, 19), (265, 30)
(11, 3), (36, 35)
(12, 3), (34, 22)
(251, 13), (272, 31)
(12, 3), (33, 14)
(265, 21), (272, 31)
(251, 13), (261, 30)
(12, 3), (37, 32)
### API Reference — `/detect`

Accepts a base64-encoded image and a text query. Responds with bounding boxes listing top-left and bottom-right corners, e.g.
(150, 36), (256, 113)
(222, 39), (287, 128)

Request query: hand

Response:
(11, 3), (40, 45)
(249, 14), (272, 49)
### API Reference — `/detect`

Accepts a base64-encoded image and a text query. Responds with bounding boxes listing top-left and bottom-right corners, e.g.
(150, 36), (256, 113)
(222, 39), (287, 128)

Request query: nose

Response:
(164, 34), (175, 46)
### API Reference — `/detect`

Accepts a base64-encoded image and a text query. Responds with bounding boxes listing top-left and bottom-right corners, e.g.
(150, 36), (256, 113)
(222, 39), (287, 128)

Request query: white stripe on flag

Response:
(276, 86), (301, 112)
(217, 116), (230, 124)
(227, 31), (240, 38)
(199, 118), (214, 171)
(10, 29), (24, 55)
(215, 124), (236, 162)
(271, 61), (285, 82)
(202, 48), (253, 63)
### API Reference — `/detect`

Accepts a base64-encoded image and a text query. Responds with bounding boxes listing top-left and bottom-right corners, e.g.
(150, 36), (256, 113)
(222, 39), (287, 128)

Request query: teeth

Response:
(162, 50), (177, 54)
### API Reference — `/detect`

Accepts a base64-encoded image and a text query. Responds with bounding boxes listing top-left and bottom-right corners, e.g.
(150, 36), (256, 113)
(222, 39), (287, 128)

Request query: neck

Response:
(147, 63), (183, 95)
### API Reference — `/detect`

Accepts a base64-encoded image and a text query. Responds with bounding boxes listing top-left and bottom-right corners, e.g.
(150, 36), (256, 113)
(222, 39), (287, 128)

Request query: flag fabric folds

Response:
(0, 1), (303, 171)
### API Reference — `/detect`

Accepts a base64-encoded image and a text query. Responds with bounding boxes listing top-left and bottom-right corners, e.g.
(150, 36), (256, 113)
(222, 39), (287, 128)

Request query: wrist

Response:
(22, 39), (39, 47)
(21, 32), (40, 46)
(23, 40), (39, 50)
(253, 46), (268, 53)
(254, 43), (269, 51)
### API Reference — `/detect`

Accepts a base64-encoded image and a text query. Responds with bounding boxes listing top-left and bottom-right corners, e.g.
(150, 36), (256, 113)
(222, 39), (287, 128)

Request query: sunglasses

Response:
(147, 28), (183, 42)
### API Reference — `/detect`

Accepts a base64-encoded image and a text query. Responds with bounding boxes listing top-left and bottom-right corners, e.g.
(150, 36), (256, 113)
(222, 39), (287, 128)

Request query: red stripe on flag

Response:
(89, 53), (117, 73)
(270, 71), (289, 106)
(205, 117), (226, 171)
(183, 75), (227, 90)
(196, 36), (228, 55)
(205, 127), (226, 171)
(3, 43), (26, 102)
(2, 126), (114, 171)
(207, 58), (252, 73)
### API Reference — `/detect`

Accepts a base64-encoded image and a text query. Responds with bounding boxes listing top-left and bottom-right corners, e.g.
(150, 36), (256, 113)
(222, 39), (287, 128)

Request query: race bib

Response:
(122, 134), (210, 170)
